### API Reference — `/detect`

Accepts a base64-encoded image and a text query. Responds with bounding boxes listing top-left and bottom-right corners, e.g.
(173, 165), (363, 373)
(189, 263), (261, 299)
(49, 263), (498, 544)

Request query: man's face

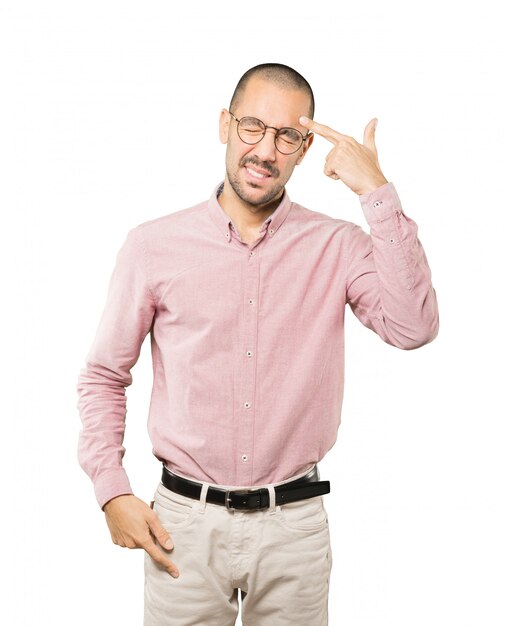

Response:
(219, 76), (314, 209)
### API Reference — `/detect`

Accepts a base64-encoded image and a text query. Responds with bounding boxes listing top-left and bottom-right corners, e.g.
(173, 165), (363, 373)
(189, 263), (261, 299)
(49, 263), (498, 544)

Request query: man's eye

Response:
(278, 129), (300, 143)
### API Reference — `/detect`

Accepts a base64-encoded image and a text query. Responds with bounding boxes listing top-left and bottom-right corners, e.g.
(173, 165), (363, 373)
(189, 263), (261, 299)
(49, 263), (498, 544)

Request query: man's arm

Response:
(76, 226), (156, 510)
(298, 115), (439, 348)
(76, 226), (181, 578)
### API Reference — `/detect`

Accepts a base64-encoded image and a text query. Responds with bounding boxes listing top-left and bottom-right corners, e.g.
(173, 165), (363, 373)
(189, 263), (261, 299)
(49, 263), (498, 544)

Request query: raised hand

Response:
(299, 116), (388, 196)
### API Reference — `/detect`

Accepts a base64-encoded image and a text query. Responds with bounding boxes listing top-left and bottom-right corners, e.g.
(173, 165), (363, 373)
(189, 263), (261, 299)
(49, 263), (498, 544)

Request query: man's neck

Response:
(217, 179), (284, 232)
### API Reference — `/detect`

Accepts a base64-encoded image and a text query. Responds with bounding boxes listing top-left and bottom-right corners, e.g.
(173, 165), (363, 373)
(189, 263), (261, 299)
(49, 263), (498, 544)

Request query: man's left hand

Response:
(299, 116), (389, 196)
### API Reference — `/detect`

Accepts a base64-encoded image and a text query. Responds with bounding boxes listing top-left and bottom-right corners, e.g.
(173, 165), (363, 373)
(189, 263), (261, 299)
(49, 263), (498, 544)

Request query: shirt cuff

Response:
(94, 467), (133, 510)
(359, 181), (403, 226)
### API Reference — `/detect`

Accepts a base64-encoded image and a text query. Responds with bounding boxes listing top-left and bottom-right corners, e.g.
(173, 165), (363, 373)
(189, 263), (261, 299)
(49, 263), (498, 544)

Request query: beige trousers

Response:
(144, 465), (333, 625)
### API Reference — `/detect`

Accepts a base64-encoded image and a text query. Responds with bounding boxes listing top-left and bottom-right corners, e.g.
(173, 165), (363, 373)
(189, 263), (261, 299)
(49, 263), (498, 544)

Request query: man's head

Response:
(229, 63), (315, 120)
(219, 63), (315, 210)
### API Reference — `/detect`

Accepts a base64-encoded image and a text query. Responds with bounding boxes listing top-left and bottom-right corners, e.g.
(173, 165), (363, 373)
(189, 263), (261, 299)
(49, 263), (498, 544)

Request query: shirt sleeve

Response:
(76, 226), (156, 510)
(345, 181), (439, 349)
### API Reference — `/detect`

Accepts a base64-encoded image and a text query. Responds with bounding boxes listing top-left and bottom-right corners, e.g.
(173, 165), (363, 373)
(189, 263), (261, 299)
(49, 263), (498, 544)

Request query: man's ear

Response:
(295, 132), (314, 165)
(219, 109), (230, 144)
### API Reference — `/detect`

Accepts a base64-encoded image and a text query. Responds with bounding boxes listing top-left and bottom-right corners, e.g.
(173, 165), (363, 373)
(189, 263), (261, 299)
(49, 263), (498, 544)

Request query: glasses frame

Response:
(228, 111), (312, 155)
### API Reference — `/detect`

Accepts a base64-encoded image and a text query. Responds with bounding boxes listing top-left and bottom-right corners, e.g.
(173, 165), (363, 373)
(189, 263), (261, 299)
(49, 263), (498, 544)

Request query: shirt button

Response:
(250, 251), (255, 256)
(241, 454), (248, 462)
(269, 228), (274, 234)
(246, 350), (253, 357)
(373, 200), (383, 208)
(248, 299), (254, 305)
(244, 402), (251, 409)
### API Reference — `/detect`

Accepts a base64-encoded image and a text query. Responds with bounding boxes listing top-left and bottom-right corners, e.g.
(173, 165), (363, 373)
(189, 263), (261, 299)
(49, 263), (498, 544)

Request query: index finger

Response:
(143, 536), (180, 578)
(299, 116), (345, 144)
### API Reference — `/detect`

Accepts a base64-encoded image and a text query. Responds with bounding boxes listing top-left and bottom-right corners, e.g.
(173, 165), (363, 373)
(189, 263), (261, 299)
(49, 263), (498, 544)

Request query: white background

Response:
(1, 0), (504, 624)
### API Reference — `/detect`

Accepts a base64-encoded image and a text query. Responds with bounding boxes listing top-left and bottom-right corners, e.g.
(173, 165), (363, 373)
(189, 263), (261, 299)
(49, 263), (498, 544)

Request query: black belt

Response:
(161, 464), (330, 511)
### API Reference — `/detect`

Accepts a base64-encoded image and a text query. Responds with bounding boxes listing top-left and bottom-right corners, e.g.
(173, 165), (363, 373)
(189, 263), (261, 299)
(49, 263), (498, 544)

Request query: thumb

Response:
(149, 514), (174, 550)
(363, 118), (378, 157)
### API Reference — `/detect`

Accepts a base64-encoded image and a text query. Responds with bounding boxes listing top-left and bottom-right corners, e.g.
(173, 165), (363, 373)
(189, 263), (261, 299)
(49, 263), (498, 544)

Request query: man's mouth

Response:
(244, 163), (273, 181)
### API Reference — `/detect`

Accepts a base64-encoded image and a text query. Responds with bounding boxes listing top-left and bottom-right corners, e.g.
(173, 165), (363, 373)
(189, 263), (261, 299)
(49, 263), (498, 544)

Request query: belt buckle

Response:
(225, 488), (260, 510)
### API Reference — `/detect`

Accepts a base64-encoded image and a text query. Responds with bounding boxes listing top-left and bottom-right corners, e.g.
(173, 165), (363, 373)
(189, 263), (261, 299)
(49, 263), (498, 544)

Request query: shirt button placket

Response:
(237, 244), (260, 482)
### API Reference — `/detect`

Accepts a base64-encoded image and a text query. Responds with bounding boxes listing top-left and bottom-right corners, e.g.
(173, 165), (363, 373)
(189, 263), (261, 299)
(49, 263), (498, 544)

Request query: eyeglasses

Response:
(228, 111), (312, 155)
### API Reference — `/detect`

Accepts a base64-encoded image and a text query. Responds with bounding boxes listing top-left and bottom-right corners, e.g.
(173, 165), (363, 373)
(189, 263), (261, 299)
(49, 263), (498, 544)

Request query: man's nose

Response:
(253, 129), (277, 162)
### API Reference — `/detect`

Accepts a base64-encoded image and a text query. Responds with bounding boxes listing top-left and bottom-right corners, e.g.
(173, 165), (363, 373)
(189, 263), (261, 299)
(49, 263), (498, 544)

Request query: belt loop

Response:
(197, 481), (210, 514)
(267, 484), (276, 515)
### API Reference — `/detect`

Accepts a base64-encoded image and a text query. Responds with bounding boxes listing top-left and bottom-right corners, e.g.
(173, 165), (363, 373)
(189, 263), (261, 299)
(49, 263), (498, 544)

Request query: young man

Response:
(77, 63), (439, 625)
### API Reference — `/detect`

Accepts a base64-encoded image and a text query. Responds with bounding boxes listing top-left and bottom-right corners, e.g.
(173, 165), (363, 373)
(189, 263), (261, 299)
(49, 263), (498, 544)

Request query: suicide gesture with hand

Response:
(299, 115), (389, 196)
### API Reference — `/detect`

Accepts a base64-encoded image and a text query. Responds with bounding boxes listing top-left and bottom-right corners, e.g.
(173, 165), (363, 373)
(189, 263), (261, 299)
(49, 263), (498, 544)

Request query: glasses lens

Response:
(237, 117), (265, 144)
(276, 128), (303, 154)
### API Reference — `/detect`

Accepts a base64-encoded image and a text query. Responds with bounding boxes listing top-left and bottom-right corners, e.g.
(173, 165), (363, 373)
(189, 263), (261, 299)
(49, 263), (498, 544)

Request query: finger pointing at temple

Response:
(299, 116), (346, 144)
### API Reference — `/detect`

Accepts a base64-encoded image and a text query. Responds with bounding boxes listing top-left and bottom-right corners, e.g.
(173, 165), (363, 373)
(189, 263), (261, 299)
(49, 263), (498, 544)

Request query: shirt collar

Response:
(207, 181), (293, 244)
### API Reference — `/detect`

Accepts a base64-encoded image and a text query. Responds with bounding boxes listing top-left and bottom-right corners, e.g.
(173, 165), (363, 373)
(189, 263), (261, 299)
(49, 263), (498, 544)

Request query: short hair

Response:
(229, 63), (315, 119)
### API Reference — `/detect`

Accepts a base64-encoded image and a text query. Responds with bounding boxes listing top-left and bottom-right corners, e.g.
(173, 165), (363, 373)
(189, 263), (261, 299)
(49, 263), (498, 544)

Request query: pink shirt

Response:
(77, 181), (439, 509)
